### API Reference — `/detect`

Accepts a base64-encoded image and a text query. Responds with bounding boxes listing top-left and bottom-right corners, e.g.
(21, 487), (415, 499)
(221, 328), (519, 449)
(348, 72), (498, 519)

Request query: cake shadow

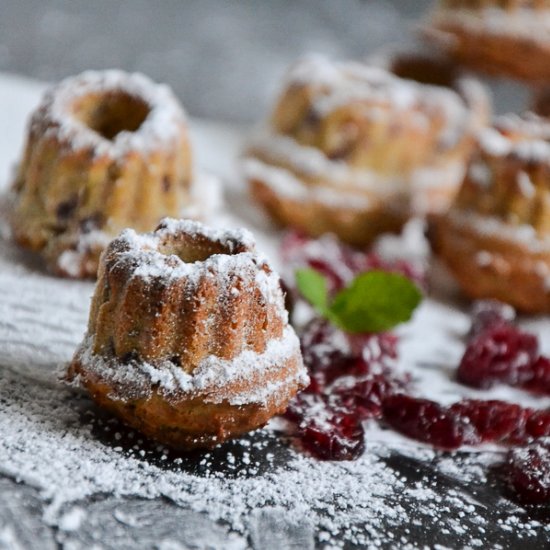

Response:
(78, 396), (294, 479)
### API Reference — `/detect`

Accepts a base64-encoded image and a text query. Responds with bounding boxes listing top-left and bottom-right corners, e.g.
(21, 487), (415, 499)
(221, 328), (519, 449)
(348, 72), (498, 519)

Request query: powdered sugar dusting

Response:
(72, 326), (304, 406)
(34, 69), (186, 158)
(244, 135), (465, 209)
(243, 156), (374, 208)
(2, 369), (549, 548)
(248, 130), (403, 192)
(109, 219), (281, 310)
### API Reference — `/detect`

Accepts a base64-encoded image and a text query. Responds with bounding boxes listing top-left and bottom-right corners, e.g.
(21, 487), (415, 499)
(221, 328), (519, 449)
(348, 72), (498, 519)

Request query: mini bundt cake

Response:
(243, 54), (489, 246)
(423, 0), (550, 83)
(429, 113), (550, 313)
(10, 70), (197, 278)
(67, 218), (308, 450)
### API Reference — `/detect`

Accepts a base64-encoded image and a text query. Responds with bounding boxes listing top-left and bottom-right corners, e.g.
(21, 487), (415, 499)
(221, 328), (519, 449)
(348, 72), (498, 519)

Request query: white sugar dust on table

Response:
(0, 73), (549, 549)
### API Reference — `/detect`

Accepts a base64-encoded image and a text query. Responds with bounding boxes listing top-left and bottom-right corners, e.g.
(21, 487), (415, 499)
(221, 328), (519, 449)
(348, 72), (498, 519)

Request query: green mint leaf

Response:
(295, 268), (330, 315)
(329, 270), (422, 333)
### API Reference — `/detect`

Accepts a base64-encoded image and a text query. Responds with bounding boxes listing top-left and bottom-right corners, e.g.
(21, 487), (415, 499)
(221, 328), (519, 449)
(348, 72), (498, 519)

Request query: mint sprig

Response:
(295, 267), (422, 333)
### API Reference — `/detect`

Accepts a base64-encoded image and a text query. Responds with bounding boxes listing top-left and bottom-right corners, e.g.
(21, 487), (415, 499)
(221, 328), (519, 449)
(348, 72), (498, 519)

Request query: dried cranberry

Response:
(300, 319), (356, 388)
(382, 395), (480, 450)
(507, 440), (550, 504)
(449, 400), (529, 444)
(284, 391), (313, 424)
(301, 414), (365, 461)
(525, 410), (550, 440)
(299, 319), (399, 389)
(523, 356), (550, 395)
(284, 315), (407, 460)
(284, 393), (365, 460)
(457, 324), (539, 389)
(469, 300), (516, 338)
(348, 331), (399, 365)
(332, 374), (400, 420)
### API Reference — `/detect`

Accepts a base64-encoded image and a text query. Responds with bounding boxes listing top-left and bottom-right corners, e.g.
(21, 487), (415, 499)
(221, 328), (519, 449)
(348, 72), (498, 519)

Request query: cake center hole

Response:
(159, 236), (234, 263)
(390, 56), (457, 89)
(72, 91), (150, 140)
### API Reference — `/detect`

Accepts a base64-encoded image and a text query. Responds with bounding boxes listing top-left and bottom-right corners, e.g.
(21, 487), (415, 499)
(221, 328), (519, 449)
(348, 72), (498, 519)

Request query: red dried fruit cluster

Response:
(383, 395), (550, 450)
(284, 319), (406, 460)
(458, 301), (550, 395)
(280, 233), (550, 505)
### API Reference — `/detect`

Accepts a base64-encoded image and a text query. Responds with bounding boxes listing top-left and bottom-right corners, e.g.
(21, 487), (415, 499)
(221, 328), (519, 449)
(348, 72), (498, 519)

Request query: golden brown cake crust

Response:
(423, 2), (550, 82)
(10, 70), (196, 279)
(428, 211), (550, 313)
(428, 113), (550, 313)
(244, 54), (489, 247)
(69, 352), (304, 450)
(66, 218), (308, 450)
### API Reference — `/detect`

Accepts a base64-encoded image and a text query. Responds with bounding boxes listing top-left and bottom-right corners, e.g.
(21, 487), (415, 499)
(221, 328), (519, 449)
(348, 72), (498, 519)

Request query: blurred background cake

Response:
(423, 0), (550, 83)
(244, 53), (489, 245)
(10, 70), (199, 278)
(429, 113), (550, 312)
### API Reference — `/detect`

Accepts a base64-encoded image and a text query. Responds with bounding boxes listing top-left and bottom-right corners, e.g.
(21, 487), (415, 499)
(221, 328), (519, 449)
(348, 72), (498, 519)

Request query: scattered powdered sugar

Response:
(1, 115), (550, 546)
(468, 161), (492, 188)
(4, 368), (549, 549)
(2, 199), (549, 546)
(33, 69), (187, 159)
(475, 250), (493, 268)
(479, 127), (512, 157)
(517, 171), (536, 199)
(57, 506), (87, 533)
